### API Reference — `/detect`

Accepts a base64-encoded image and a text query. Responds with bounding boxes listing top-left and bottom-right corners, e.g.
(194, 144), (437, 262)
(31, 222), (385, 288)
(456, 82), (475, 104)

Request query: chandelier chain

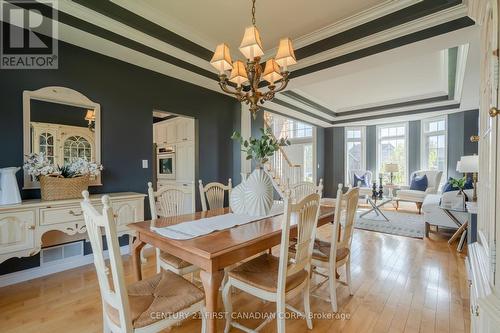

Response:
(251, 0), (256, 26)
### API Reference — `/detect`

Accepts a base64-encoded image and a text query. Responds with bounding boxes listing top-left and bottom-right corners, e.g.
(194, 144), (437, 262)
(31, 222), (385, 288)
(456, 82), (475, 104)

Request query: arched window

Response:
(39, 132), (55, 163)
(64, 136), (92, 164)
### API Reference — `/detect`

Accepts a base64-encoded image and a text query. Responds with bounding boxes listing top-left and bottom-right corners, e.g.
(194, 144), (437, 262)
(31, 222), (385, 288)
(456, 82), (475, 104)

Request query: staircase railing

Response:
(263, 119), (302, 196)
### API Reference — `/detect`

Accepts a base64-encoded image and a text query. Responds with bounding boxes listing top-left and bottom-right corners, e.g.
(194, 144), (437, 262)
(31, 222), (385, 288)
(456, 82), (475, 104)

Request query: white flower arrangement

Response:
(24, 153), (103, 180)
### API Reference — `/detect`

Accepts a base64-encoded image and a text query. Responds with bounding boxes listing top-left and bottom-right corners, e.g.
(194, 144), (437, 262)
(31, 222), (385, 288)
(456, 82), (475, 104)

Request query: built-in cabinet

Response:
(153, 117), (196, 213)
(0, 192), (145, 264)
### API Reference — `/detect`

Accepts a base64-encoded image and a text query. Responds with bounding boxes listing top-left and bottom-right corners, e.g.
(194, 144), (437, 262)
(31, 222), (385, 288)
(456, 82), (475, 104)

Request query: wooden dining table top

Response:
(128, 205), (334, 261)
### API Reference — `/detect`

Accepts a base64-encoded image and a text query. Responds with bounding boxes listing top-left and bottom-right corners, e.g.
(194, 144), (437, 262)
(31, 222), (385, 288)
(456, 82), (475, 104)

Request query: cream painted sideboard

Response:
(0, 192), (145, 264)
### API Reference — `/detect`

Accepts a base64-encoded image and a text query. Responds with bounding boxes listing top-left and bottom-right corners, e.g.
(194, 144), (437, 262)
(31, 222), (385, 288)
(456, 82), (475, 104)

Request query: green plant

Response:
(58, 165), (78, 178)
(231, 128), (290, 166)
(449, 176), (467, 190)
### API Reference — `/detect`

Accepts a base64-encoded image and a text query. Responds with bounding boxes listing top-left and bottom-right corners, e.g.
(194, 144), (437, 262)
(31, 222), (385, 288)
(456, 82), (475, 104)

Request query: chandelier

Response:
(209, 0), (297, 118)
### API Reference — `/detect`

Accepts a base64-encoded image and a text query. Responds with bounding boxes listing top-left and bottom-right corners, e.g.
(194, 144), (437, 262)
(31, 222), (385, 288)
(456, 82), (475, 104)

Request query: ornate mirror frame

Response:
(23, 86), (102, 189)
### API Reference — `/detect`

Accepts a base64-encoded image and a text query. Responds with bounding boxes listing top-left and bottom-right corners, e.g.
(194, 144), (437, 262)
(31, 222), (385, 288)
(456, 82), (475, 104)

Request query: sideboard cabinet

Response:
(0, 192), (145, 264)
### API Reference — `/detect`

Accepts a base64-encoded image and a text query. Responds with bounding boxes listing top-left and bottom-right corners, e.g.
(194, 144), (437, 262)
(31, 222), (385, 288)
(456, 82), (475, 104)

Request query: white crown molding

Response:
(275, 93), (335, 121)
(57, 0), (214, 72)
(109, 0), (217, 51)
(264, 101), (332, 127)
(293, 3), (470, 71)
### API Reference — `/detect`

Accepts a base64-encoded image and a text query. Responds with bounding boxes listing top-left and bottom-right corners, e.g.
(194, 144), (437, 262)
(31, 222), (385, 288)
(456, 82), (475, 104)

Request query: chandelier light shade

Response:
(262, 59), (283, 84)
(210, 0), (297, 118)
(275, 38), (297, 69)
(210, 43), (233, 74)
(239, 26), (264, 60)
(229, 60), (249, 86)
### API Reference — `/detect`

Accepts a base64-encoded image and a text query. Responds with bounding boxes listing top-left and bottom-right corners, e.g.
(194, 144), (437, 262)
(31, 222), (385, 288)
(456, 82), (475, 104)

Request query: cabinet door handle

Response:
(27, 225), (35, 230)
(69, 210), (83, 217)
(489, 107), (499, 117)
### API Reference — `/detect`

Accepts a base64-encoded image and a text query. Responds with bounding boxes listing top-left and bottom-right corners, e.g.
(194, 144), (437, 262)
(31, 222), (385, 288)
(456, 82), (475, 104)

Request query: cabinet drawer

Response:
(40, 205), (100, 226)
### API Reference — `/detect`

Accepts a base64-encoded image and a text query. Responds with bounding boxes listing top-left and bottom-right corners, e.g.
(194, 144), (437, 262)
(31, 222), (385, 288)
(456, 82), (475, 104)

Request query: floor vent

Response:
(41, 242), (84, 266)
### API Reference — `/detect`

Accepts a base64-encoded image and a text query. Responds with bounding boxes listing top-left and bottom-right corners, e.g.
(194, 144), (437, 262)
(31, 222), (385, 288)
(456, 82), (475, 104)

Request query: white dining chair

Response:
(81, 191), (206, 333)
(222, 192), (321, 333)
(290, 184), (359, 312)
(198, 179), (232, 211)
(290, 178), (324, 202)
(147, 182), (199, 279)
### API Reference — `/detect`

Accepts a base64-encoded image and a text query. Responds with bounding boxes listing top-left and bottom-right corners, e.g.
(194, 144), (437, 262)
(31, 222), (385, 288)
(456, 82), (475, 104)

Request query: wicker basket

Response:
(39, 174), (90, 201)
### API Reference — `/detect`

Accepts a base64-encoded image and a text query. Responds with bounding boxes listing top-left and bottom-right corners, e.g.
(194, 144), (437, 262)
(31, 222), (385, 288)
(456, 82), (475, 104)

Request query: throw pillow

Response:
(410, 174), (428, 191)
(353, 173), (368, 187)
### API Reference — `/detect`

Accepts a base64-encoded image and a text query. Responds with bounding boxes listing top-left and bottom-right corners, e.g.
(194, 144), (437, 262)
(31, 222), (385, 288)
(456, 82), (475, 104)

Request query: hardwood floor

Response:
(0, 204), (470, 333)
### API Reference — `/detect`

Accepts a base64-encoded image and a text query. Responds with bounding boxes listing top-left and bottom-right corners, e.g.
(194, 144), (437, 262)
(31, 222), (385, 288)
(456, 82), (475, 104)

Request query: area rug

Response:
(354, 209), (425, 239)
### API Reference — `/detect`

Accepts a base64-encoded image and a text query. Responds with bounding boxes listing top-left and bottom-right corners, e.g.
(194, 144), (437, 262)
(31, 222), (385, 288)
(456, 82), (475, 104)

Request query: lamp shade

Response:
(384, 163), (399, 173)
(458, 155), (479, 173)
(229, 60), (248, 86)
(239, 26), (264, 60)
(210, 43), (233, 74)
(275, 38), (296, 68)
(262, 59), (282, 84)
(85, 110), (95, 121)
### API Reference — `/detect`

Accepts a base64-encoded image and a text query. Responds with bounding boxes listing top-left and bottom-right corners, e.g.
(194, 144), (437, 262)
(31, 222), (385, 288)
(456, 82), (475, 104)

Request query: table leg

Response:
(131, 237), (146, 281)
(200, 270), (224, 333)
(458, 229), (468, 252)
(448, 221), (468, 245)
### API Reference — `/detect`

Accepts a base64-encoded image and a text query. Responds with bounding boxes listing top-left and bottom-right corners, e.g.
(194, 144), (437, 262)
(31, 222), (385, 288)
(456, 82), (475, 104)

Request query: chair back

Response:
(277, 192), (321, 294)
(198, 179), (232, 211)
(410, 170), (443, 191)
(335, 186), (360, 251)
(348, 170), (372, 188)
(80, 191), (132, 332)
(148, 182), (186, 218)
(290, 179), (323, 202)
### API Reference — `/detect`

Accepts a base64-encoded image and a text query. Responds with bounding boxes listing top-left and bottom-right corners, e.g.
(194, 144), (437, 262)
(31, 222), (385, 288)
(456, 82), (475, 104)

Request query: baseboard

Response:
(0, 245), (130, 288)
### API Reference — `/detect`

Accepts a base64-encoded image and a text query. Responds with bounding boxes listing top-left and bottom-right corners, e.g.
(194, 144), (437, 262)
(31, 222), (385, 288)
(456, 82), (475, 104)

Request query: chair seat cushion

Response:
(159, 251), (193, 269)
(228, 253), (308, 293)
(396, 189), (427, 202)
(106, 270), (204, 328)
(289, 239), (349, 262)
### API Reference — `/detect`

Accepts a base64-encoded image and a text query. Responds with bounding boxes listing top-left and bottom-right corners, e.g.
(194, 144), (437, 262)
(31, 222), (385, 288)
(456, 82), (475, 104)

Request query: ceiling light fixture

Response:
(210, 0), (297, 118)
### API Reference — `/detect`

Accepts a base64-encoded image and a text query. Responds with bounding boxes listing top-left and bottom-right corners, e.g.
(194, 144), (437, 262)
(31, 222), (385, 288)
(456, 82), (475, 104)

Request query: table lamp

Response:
(384, 163), (399, 185)
(458, 155), (479, 201)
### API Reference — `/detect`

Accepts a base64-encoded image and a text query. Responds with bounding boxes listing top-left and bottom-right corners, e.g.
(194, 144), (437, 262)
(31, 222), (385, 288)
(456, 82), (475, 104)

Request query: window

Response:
(345, 127), (365, 184)
(422, 117), (447, 183)
(377, 123), (408, 184)
(264, 112), (316, 182)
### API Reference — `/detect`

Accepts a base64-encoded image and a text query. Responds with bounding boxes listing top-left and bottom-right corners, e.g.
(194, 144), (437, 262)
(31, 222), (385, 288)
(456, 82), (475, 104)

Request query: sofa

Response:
(421, 189), (472, 237)
(395, 170), (443, 213)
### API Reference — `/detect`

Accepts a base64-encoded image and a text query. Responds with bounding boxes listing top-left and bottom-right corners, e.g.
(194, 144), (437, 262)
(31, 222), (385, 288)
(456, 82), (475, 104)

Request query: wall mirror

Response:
(23, 86), (101, 189)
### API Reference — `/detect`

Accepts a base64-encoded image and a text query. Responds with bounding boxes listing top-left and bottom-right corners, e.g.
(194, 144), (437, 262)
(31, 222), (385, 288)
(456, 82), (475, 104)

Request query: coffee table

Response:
(359, 196), (393, 222)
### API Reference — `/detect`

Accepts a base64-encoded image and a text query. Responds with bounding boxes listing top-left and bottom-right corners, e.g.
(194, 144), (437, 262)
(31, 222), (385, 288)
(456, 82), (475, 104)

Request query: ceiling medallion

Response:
(210, 0), (297, 119)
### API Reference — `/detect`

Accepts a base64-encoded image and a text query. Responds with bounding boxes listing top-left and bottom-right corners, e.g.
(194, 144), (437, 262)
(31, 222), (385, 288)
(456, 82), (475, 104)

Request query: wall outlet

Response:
(142, 160), (148, 168)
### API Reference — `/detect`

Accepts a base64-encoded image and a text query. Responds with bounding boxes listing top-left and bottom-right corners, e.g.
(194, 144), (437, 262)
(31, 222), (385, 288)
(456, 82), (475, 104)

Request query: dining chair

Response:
(222, 192), (321, 333)
(80, 191), (206, 333)
(290, 178), (324, 202)
(147, 182), (199, 279)
(198, 178), (232, 211)
(290, 184), (359, 312)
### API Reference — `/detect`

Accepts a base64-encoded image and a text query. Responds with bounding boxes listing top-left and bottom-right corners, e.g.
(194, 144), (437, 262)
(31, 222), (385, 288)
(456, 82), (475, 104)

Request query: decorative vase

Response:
(244, 168), (273, 216)
(0, 167), (22, 205)
(229, 181), (247, 215)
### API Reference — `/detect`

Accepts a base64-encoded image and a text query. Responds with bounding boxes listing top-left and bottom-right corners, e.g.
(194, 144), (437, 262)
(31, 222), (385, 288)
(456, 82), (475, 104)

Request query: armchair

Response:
(395, 170), (443, 214)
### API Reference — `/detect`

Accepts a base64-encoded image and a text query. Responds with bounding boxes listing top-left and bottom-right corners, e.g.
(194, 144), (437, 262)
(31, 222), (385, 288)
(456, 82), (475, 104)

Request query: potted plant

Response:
(24, 153), (103, 201)
(449, 176), (469, 209)
(231, 128), (289, 216)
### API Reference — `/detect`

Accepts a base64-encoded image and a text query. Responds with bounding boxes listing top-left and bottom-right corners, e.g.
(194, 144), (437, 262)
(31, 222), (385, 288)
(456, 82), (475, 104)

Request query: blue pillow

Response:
(410, 174), (428, 191)
(353, 173), (368, 187)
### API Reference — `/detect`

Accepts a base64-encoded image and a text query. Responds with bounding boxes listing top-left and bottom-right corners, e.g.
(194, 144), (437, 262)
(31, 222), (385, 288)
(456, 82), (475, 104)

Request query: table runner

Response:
(152, 203), (284, 240)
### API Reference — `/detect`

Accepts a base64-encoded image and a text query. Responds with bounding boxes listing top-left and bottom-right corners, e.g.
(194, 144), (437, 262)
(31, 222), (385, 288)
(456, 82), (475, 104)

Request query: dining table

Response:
(127, 205), (334, 333)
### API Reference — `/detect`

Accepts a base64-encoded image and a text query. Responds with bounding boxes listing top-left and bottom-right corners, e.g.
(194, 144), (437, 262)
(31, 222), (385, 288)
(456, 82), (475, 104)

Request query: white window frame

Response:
(344, 127), (366, 185)
(376, 122), (409, 185)
(421, 116), (447, 181)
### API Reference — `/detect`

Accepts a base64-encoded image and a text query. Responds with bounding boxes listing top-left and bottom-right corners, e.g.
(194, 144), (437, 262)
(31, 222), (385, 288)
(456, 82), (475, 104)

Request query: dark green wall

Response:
(448, 110), (479, 179)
